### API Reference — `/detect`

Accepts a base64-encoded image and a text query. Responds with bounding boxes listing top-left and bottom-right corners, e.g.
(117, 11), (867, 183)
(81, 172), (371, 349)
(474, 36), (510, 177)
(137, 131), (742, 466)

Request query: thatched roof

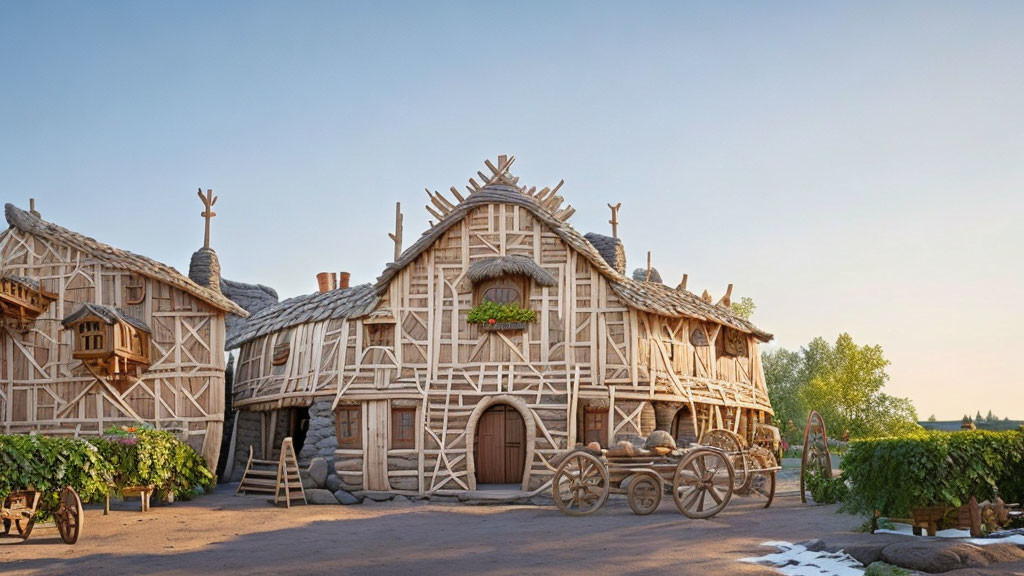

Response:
(466, 255), (557, 287)
(62, 302), (151, 334)
(4, 204), (247, 317)
(584, 233), (626, 275)
(225, 283), (377, 349)
(376, 184), (772, 342)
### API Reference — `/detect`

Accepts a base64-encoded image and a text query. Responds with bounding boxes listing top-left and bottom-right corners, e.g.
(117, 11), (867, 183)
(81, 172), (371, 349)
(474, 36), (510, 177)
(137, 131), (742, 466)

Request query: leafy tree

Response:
(762, 347), (805, 440)
(927, 414), (937, 422)
(762, 333), (920, 439)
(986, 410), (996, 422)
(730, 297), (757, 320)
(977, 411), (983, 422)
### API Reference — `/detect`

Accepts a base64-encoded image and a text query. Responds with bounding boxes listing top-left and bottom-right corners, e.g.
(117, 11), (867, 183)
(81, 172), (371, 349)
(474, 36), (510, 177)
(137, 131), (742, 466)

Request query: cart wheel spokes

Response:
(739, 447), (777, 508)
(627, 473), (662, 515)
(55, 486), (84, 545)
(698, 429), (748, 491)
(552, 452), (609, 516)
(15, 518), (34, 540)
(673, 448), (734, 519)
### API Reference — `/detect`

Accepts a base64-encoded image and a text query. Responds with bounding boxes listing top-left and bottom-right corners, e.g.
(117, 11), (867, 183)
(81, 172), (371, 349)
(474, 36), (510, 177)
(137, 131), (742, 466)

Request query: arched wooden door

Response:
(474, 404), (526, 484)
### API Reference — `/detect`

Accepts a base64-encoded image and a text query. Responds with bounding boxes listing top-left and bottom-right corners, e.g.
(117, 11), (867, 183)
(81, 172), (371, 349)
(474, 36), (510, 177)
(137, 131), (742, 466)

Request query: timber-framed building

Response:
(226, 157), (774, 495)
(0, 195), (246, 468)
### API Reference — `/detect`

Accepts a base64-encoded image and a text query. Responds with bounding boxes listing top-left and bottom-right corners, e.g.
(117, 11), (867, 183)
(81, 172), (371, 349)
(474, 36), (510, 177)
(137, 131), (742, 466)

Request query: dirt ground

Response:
(0, 480), (863, 576)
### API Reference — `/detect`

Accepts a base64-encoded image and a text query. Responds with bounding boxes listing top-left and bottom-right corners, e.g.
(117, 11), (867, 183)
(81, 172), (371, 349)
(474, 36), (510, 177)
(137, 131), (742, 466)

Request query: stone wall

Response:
(297, 400), (339, 466)
(229, 410), (262, 482)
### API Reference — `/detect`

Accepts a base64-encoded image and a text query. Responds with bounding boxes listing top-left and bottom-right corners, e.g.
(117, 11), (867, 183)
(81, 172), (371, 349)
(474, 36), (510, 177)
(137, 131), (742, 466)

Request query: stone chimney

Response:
(188, 247), (221, 292)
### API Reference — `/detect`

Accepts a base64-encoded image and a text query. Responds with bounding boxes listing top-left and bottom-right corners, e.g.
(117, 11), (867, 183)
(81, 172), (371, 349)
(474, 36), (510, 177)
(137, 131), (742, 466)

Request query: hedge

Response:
(841, 430), (1024, 518)
(0, 426), (213, 519)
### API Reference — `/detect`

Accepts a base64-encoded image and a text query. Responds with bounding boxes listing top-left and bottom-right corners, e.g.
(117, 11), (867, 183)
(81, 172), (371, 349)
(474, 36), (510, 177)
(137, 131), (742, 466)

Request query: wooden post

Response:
(197, 188), (217, 249)
(677, 274), (688, 291)
(607, 203), (621, 238)
(388, 202), (403, 262)
(645, 251), (652, 282)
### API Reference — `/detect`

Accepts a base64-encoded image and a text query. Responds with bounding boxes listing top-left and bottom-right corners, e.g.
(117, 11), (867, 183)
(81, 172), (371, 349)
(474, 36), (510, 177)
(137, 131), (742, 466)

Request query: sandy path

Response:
(0, 484), (859, 575)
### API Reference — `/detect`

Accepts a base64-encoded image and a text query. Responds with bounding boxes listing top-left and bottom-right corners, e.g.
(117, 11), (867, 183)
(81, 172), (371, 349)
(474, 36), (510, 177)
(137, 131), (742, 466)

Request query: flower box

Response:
(480, 321), (528, 332)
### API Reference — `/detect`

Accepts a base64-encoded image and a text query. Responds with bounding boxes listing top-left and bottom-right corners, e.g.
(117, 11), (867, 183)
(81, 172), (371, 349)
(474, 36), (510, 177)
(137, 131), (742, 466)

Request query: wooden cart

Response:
(1, 486), (84, 544)
(551, 446), (736, 518)
(697, 428), (781, 508)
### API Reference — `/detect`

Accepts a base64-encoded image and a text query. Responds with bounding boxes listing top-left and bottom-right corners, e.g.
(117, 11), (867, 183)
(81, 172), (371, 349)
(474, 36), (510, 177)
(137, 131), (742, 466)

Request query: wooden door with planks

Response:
(363, 400), (391, 491)
(474, 404), (526, 485)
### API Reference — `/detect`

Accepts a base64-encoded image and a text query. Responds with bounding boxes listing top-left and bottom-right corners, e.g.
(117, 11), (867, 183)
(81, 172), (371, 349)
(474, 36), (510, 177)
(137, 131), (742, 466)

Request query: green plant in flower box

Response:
(466, 301), (537, 325)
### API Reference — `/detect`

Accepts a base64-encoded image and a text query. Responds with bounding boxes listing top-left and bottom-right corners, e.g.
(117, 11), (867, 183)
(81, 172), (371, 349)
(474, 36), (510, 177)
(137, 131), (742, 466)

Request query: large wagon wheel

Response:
(672, 448), (734, 519)
(626, 472), (662, 516)
(552, 451), (609, 516)
(698, 428), (748, 491)
(737, 446), (777, 508)
(54, 486), (84, 545)
(800, 410), (832, 504)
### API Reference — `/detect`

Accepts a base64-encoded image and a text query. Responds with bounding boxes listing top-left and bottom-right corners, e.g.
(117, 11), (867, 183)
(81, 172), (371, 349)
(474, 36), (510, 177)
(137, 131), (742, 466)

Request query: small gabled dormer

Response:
(0, 275), (57, 332)
(62, 303), (152, 387)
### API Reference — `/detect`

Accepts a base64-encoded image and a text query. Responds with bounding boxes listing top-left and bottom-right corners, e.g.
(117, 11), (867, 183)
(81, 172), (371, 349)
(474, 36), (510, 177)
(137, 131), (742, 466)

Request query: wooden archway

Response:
(464, 395), (537, 491)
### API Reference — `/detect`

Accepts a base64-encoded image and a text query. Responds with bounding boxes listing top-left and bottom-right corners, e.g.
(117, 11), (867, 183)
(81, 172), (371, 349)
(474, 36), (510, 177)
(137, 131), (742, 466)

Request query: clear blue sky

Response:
(2, 1), (1022, 419)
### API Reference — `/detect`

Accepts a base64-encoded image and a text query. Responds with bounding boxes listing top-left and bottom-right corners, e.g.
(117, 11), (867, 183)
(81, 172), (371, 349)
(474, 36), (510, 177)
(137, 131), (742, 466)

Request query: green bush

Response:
(0, 434), (112, 520)
(0, 427), (213, 519)
(841, 430), (1024, 518)
(97, 426), (213, 500)
(806, 473), (849, 504)
(467, 301), (537, 324)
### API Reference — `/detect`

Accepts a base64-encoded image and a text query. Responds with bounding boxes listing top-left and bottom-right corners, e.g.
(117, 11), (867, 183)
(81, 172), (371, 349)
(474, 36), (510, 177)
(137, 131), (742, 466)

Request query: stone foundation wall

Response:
(297, 400), (339, 467)
(229, 410), (262, 482)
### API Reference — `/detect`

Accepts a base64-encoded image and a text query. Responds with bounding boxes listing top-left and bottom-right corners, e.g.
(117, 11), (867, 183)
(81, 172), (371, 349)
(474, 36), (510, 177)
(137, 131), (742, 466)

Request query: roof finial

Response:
(607, 202), (621, 238)
(197, 188), (217, 249)
(29, 198), (40, 218)
(645, 251), (652, 282)
(677, 274), (688, 291)
(388, 202), (404, 262)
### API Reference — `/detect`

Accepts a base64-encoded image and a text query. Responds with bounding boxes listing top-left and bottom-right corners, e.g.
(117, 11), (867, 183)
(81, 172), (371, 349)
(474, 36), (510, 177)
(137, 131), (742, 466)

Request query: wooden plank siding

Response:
(0, 227), (228, 467)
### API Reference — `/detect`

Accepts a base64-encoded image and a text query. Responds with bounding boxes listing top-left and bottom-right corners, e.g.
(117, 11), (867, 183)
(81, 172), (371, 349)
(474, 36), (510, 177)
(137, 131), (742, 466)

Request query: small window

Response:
(474, 277), (528, 307)
(365, 323), (395, 348)
(391, 407), (416, 449)
(334, 405), (362, 449)
(721, 329), (748, 357)
(272, 331), (291, 366)
(482, 285), (521, 304)
(581, 406), (609, 447)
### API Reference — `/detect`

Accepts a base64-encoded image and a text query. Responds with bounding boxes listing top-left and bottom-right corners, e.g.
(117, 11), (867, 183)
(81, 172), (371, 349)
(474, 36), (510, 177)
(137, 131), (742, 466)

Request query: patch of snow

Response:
(874, 523), (971, 538)
(740, 542), (864, 576)
(874, 524), (1024, 547)
(969, 534), (1024, 547)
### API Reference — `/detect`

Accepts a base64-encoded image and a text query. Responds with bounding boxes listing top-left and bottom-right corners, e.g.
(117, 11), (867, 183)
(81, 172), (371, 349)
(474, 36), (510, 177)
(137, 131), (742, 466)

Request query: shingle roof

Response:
(4, 203), (246, 316)
(61, 302), (152, 334)
(221, 278), (280, 343)
(376, 185), (773, 341)
(225, 283), (377, 349)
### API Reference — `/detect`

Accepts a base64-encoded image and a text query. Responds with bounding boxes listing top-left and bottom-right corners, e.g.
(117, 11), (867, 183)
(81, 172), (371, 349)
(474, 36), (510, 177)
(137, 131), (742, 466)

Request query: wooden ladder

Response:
(274, 437), (306, 508)
(235, 445), (279, 496)
(235, 437), (307, 507)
